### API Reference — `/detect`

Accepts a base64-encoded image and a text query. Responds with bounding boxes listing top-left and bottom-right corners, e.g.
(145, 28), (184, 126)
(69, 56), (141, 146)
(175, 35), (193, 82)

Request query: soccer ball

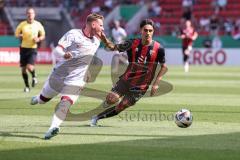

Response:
(175, 109), (193, 128)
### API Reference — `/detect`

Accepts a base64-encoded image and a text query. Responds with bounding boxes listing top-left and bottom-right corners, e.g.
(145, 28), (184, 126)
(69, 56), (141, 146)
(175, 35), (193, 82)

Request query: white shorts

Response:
(40, 78), (82, 104)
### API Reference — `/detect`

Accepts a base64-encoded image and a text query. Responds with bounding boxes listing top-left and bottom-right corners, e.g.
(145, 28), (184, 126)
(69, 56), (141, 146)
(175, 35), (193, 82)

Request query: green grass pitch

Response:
(0, 65), (240, 160)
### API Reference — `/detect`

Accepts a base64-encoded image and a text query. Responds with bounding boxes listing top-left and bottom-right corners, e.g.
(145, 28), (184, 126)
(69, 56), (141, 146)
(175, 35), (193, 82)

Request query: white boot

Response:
(44, 127), (59, 140)
(90, 115), (98, 127)
(30, 96), (38, 105)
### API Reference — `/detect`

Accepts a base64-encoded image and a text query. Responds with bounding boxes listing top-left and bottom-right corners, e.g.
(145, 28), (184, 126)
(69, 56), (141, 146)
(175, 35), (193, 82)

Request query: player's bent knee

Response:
(61, 96), (74, 105)
(106, 92), (119, 104)
(106, 97), (118, 105)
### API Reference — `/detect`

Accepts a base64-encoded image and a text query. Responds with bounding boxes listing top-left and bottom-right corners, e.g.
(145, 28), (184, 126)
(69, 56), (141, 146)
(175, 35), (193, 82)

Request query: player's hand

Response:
(63, 52), (73, 59)
(18, 34), (23, 41)
(180, 35), (186, 39)
(33, 37), (40, 43)
(150, 84), (159, 96)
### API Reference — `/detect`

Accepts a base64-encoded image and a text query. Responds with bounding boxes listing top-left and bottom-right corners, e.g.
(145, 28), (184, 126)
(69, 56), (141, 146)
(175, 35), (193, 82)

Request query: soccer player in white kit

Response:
(30, 13), (104, 139)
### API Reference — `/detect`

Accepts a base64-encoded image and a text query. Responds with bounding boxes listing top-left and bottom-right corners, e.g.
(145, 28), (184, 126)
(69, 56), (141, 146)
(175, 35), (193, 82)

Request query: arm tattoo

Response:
(101, 37), (117, 51)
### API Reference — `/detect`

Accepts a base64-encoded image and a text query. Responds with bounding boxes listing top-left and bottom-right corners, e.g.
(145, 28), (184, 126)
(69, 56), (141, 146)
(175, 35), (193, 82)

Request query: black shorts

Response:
(111, 79), (147, 105)
(19, 47), (37, 67)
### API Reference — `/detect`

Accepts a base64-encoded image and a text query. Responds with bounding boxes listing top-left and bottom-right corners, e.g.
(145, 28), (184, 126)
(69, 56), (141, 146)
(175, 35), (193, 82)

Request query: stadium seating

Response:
(148, 0), (240, 35)
(0, 22), (7, 35)
(0, 21), (12, 35)
(1, 0), (240, 36)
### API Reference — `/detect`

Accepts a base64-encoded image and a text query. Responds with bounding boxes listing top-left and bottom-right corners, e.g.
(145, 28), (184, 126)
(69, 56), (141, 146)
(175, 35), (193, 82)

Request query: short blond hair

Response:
(26, 7), (35, 13)
(86, 13), (104, 23)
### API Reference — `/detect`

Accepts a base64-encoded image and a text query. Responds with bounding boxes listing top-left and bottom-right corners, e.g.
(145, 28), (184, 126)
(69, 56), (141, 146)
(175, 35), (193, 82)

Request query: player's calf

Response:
(90, 106), (118, 127)
(44, 96), (72, 138)
(115, 98), (132, 112)
(32, 77), (38, 87)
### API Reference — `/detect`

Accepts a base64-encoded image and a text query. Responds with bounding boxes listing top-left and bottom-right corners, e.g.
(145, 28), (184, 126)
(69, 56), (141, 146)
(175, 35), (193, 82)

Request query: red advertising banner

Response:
(0, 47), (52, 65)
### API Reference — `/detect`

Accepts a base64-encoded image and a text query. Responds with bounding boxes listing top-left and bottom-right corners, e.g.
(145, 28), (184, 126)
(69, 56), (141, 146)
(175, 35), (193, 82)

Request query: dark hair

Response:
(140, 19), (155, 29)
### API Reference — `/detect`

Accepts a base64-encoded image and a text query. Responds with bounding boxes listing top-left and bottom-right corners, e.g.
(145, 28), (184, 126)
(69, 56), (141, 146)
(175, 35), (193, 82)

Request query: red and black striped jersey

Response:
(116, 38), (165, 90)
(180, 27), (197, 47)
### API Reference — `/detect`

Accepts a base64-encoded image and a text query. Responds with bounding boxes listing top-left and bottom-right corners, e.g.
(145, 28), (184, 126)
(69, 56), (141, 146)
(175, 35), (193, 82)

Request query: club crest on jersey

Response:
(149, 50), (155, 56)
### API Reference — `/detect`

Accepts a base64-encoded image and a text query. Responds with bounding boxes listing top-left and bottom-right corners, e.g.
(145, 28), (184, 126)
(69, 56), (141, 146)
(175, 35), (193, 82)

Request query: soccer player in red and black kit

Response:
(90, 19), (168, 126)
(179, 20), (198, 72)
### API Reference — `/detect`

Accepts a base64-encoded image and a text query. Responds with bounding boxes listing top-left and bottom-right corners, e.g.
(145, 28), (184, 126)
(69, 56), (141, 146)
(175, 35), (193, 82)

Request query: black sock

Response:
(22, 73), (29, 87)
(30, 70), (36, 78)
(97, 106), (119, 120)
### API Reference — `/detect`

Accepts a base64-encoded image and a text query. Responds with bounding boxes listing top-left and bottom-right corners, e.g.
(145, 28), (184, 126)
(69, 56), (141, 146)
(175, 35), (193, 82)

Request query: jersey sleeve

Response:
(116, 39), (133, 52)
(58, 30), (76, 49)
(15, 22), (23, 37)
(157, 47), (166, 64)
(38, 22), (45, 37)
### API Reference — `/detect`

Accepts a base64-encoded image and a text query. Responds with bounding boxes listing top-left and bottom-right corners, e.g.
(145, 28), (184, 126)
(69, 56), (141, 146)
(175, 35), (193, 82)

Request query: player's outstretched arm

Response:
(99, 32), (117, 51)
(99, 32), (131, 52)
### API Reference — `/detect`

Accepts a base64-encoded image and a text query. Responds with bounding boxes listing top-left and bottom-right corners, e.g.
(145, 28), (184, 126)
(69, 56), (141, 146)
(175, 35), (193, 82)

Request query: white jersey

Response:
(51, 29), (100, 87)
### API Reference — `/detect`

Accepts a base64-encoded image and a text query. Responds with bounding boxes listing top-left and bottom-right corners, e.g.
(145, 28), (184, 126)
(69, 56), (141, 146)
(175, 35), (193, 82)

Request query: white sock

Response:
(48, 99), (71, 130)
(184, 62), (189, 72)
(49, 114), (63, 130)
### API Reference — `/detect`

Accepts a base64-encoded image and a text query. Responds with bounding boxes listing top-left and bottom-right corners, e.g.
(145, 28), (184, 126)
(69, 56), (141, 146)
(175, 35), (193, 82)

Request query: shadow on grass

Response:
(0, 132), (240, 160)
(0, 131), (41, 140)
